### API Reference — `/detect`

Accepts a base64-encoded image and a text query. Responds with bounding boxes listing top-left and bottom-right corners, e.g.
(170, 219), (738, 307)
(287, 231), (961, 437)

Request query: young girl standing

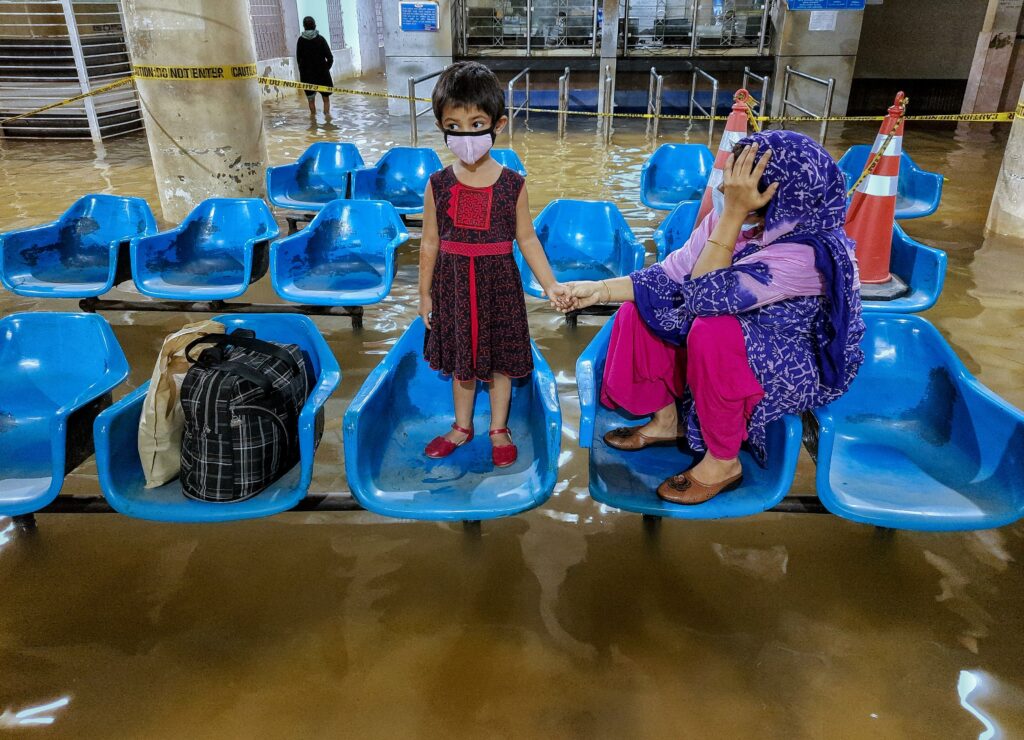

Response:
(419, 61), (568, 468)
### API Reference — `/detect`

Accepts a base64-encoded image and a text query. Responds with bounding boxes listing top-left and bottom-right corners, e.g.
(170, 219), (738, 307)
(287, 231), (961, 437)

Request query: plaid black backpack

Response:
(179, 329), (313, 502)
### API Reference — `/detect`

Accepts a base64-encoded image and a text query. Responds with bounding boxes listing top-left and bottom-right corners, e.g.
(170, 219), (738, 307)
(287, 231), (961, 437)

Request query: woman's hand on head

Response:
(722, 144), (779, 218)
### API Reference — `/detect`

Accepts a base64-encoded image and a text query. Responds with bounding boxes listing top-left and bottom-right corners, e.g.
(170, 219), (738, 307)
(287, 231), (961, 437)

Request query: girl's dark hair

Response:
(302, 16), (316, 30)
(432, 61), (506, 124)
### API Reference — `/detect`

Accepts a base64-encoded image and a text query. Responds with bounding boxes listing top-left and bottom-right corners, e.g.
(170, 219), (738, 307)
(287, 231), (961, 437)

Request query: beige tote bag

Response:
(138, 320), (225, 488)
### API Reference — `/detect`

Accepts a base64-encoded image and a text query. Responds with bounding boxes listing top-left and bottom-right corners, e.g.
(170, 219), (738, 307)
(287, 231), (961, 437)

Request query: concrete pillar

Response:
(770, 1), (863, 118)
(962, 0), (1023, 114)
(382, 0), (453, 117)
(122, 0), (269, 223)
(598, 0), (619, 118)
(986, 82), (1024, 237)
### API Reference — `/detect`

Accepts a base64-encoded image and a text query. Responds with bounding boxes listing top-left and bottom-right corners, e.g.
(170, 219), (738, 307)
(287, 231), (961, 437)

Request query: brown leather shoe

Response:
(657, 469), (743, 505)
(604, 426), (684, 451)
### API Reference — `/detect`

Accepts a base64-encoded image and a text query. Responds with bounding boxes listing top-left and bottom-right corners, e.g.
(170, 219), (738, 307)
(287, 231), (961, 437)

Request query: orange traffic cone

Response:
(846, 92), (907, 286)
(695, 89), (755, 225)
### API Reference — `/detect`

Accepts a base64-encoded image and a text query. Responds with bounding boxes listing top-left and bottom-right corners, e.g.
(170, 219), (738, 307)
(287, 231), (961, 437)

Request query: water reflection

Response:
(0, 696), (71, 728)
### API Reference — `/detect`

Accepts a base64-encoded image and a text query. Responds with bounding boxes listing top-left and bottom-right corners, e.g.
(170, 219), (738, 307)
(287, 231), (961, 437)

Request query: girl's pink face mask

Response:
(444, 129), (495, 165)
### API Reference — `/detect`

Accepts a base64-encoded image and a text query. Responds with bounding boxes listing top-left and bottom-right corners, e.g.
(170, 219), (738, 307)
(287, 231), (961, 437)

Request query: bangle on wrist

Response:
(706, 238), (734, 255)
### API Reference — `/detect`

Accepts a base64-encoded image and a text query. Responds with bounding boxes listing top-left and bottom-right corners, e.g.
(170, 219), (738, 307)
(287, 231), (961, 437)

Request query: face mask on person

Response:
(444, 128), (496, 165)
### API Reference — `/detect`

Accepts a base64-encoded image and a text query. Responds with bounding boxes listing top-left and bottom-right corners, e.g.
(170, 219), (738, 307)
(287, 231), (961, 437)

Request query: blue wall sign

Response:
(400, 2), (440, 32)
(787, 0), (865, 9)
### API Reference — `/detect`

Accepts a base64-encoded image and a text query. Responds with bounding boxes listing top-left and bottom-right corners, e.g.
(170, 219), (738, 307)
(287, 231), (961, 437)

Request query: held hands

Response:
(552, 280), (605, 313)
(721, 144), (779, 219)
(543, 282), (575, 312)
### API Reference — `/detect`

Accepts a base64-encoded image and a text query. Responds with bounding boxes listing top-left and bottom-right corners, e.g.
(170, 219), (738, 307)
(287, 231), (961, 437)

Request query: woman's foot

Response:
(490, 428), (518, 468)
(604, 405), (682, 451)
(425, 423), (473, 458)
(657, 454), (743, 505)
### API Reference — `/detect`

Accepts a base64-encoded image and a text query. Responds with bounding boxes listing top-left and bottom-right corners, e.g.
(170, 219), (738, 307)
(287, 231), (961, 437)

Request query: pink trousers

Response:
(600, 302), (765, 459)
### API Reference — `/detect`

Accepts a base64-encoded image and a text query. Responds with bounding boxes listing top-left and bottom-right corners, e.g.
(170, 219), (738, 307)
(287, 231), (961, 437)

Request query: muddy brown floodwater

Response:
(0, 75), (1022, 738)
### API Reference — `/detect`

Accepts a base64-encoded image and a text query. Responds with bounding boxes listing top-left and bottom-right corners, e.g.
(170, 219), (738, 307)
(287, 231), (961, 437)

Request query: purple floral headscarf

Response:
(736, 129), (859, 390)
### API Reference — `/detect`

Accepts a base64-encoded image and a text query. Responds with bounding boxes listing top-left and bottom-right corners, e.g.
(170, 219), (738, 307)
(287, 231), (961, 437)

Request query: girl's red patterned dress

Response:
(424, 165), (533, 381)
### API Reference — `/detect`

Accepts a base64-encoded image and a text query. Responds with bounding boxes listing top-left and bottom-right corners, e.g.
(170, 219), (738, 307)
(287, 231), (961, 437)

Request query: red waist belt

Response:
(440, 240), (513, 256)
(439, 240), (515, 367)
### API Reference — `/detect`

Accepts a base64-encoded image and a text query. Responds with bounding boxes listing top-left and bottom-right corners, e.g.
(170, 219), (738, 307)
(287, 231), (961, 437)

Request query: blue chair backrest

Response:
(60, 194), (156, 250)
(0, 313), (120, 407)
(304, 200), (404, 258)
(177, 198), (277, 251)
(643, 144), (715, 201)
(491, 148), (527, 176)
(535, 200), (638, 274)
(375, 147), (444, 190)
(296, 143), (364, 191)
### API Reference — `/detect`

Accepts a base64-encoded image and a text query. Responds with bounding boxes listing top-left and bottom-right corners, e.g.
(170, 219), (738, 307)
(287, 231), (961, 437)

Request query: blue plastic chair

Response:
(515, 199), (646, 299)
(94, 314), (340, 523)
(653, 200), (701, 262)
(266, 143), (365, 211)
(130, 198), (280, 301)
(640, 143), (715, 211)
(351, 147), (444, 214)
(270, 199), (410, 306)
(813, 314), (1024, 531)
(343, 318), (561, 521)
(0, 312), (129, 516)
(0, 194), (157, 298)
(577, 316), (802, 519)
(861, 223), (947, 314)
(838, 145), (943, 220)
(491, 148), (527, 176)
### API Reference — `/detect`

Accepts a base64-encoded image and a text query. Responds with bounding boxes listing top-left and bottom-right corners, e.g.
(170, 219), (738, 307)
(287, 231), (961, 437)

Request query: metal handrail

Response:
(757, 1), (771, 55)
(780, 65), (835, 143)
(408, 67), (447, 145)
(742, 67), (770, 118)
(690, 0), (700, 55)
(557, 66), (570, 139)
(689, 66), (719, 146)
(507, 66), (530, 140)
(646, 66), (664, 140)
(602, 64), (614, 144)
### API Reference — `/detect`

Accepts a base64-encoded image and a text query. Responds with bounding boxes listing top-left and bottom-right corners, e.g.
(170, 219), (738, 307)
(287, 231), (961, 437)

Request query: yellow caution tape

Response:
(0, 76), (133, 125)
(133, 64), (258, 81)
(3, 69), (1022, 128)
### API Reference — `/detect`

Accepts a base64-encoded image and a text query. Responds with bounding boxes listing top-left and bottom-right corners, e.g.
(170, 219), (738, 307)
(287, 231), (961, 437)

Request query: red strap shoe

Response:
(490, 428), (518, 468)
(425, 422), (474, 459)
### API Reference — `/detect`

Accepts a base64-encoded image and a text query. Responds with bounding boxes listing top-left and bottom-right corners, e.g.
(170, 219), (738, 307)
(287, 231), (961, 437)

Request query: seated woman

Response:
(564, 130), (865, 505)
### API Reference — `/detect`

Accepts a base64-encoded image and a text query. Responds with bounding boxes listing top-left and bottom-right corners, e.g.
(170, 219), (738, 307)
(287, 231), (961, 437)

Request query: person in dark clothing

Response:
(296, 16), (334, 116)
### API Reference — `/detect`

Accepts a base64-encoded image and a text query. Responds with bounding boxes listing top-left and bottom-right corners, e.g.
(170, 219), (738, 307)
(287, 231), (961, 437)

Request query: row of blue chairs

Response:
(639, 142), (945, 220)
(265, 143), (527, 214)
(0, 191), (944, 314)
(2, 309), (1021, 530)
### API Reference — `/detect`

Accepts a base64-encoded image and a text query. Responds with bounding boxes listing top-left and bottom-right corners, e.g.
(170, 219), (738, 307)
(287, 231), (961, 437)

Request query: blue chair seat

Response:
(343, 319), (561, 521)
(813, 314), (1024, 531)
(640, 143), (715, 211)
(266, 142), (365, 212)
(0, 194), (156, 298)
(490, 148), (527, 176)
(653, 200), (701, 262)
(861, 223), (947, 314)
(577, 316), (801, 518)
(516, 199), (646, 298)
(270, 199), (409, 306)
(95, 314), (340, 523)
(131, 198), (280, 301)
(838, 145), (943, 220)
(0, 313), (129, 516)
(351, 147), (444, 215)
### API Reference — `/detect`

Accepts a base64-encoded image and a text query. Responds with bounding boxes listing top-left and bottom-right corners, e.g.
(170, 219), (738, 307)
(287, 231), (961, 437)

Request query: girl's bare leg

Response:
(443, 379), (477, 443)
